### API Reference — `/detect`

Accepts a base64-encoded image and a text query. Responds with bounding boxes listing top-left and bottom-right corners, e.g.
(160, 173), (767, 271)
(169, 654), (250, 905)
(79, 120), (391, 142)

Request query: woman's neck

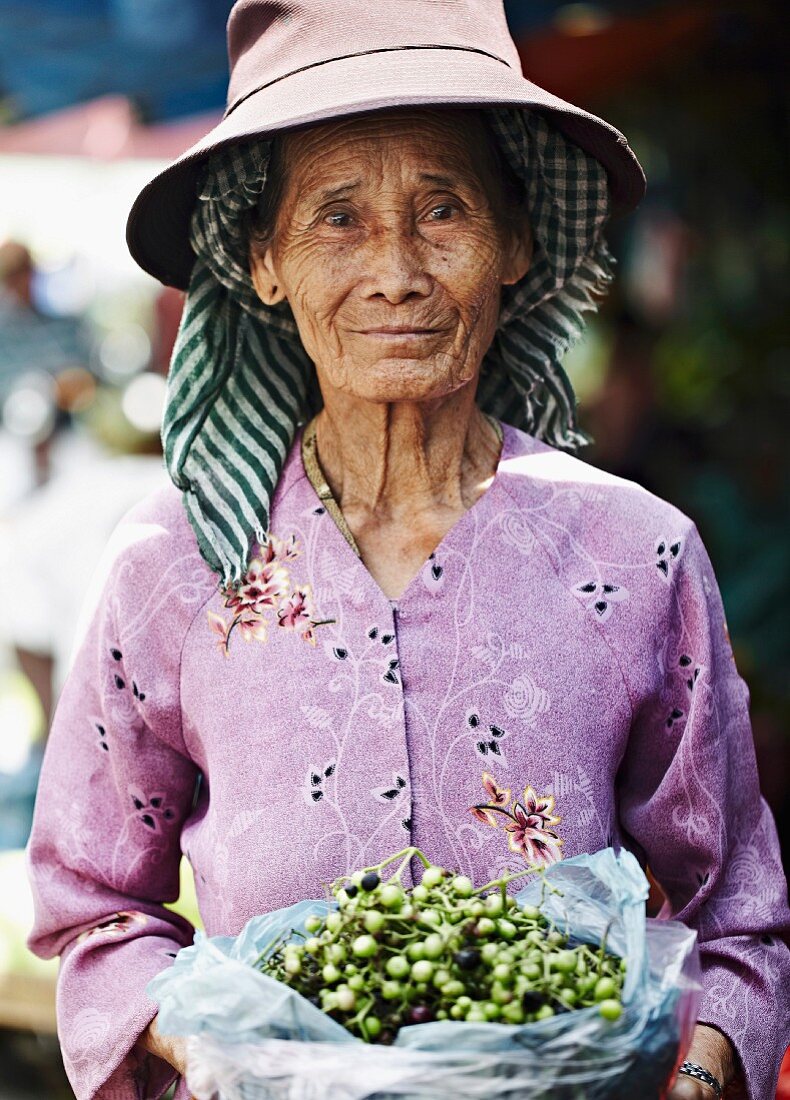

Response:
(312, 386), (501, 526)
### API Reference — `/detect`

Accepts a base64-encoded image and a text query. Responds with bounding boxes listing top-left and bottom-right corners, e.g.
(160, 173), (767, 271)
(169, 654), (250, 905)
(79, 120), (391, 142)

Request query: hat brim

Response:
(126, 48), (645, 289)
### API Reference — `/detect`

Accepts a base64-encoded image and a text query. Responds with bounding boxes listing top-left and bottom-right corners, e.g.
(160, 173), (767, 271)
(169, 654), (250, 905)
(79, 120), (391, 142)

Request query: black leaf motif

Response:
(594, 600), (608, 616)
(367, 626), (379, 639)
(114, 674), (125, 690)
(671, 707), (684, 720)
(761, 935), (774, 946)
(693, 668), (700, 680)
(311, 790), (323, 802)
(488, 740), (501, 756)
(310, 772), (322, 786)
(332, 647), (349, 661)
(657, 542), (666, 556)
(396, 776), (406, 789)
(164, 809), (174, 820)
(657, 560), (669, 576)
(476, 741), (488, 755)
(132, 682), (139, 698)
(489, 725), (505, 738)
(381, 633), (394, 645)
(696, 871), (709, 887)
(96, 723), (106, 736)
(381, 789), (400, 801)
(141, 814), (156, 829)
(132, 797), (144, 810)
(313, 506), (325, 515)
(388, 657), (399, 670)
(150, 797), (162, 808)
(401, 818), (412, 831)
(100, 742), (109, 752)
(431, 563), (443, 581)
(670, 541), (681, 557)
(110, 648), (122, 661)
(679, 655), (692, 667)
(383, 669), (399, 684)
(602, 584), (618, 594)
(580, 581), (596, 593)
(138, 691), (146, 702)
(468, 713), (480, 729)
(324, 763), (335, 778)
(687, 679), (694, 691)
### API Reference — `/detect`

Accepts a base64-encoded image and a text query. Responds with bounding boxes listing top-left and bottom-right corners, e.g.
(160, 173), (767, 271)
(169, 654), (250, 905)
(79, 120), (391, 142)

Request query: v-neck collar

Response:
(296, 417), (515, 608)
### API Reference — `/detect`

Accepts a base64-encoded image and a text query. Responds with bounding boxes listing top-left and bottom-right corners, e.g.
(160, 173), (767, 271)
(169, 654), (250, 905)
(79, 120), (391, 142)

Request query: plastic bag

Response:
(149, 848), (701, 1100)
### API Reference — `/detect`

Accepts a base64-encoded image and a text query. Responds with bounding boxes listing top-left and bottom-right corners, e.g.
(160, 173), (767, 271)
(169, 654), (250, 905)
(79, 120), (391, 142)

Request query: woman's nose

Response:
(361, 227), (433, 304)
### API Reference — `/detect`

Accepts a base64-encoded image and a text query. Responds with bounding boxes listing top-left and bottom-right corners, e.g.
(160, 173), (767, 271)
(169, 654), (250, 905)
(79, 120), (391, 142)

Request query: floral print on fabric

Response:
(208, 533), (335, 652)
(471, 772), (564, 865)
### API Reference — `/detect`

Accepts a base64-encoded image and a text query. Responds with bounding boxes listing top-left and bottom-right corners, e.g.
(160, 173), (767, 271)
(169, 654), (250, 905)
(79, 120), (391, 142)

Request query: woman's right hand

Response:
(140, 1014), (190, 1083)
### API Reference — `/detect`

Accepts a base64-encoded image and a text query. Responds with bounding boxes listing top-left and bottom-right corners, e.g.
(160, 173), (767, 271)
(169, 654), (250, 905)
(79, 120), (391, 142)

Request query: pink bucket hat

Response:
(126, 0), (645, 290)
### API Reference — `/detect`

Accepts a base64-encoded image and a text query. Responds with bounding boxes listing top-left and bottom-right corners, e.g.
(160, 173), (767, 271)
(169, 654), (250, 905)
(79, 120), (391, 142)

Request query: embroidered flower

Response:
(503, 673), (550, 724)
(210, 532), (334, 653)
(470, 774), (563, 867)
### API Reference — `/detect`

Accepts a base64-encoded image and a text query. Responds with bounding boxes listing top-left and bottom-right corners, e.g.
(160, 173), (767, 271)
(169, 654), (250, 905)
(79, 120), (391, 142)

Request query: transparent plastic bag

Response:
(149, 848), (701, 1100)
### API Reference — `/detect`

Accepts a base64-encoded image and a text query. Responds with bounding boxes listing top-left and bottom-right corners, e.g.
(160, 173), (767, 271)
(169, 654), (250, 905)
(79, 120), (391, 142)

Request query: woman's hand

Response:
(139, 1014), (190, 1081)
(667, 1024), (737, 1098)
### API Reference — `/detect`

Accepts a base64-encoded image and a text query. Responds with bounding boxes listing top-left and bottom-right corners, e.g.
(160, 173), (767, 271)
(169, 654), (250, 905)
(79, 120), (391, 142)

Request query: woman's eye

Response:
(427, 204), (457, 221)
(324, 211), (354, 228)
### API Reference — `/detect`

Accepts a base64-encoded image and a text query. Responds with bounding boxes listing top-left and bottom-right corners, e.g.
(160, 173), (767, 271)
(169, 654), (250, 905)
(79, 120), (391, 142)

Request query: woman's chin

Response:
(333, 357), (473, 404)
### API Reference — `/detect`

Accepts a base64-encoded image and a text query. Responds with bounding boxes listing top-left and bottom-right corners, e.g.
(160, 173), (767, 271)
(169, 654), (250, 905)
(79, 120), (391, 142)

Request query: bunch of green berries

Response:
(257, 848), (626, 1044)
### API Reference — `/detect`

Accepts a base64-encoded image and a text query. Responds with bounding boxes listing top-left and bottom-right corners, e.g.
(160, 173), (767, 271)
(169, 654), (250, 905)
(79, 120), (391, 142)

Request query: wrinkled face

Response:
(250, 109), (531, 404)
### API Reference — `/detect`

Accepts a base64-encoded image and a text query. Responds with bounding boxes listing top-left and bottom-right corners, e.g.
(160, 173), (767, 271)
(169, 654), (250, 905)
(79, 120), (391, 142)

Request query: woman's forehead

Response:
(280, 109), (494, 193)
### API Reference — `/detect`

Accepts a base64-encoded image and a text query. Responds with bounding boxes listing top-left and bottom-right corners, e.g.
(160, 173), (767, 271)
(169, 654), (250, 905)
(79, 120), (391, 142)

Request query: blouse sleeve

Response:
(26, 504), (205, 1100)
(616, 520), (790, 1099)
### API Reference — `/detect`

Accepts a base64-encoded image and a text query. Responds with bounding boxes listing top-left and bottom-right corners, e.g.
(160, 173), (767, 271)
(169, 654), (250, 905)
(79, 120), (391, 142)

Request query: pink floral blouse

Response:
(27, 422), (790, 1099)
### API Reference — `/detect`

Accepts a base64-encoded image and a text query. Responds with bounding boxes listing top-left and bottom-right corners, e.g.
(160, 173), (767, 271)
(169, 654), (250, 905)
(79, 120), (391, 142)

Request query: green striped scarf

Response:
(163, 108), (612, 586)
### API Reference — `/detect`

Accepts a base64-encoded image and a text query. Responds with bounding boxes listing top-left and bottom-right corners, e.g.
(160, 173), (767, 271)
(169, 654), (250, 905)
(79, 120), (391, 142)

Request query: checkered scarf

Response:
(163, 109), (612, 586)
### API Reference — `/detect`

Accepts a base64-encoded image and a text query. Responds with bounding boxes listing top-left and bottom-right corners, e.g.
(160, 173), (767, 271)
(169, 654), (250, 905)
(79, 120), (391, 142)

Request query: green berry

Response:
(381, 980), (403, 1001)
(535, 1004), (555, 1021)
(491, 982), (513, 1006)
(484, 893), (504, 916)
(594, 977), (618, 1002)
(502, 1002), (526, 1024)
(520, 904), (541, 921)
(362, 1015), (382, 1039)
(351, 934), (378, 959)
(483, 1001), (501, 1020)
(412, 884), (429, 902)
(421, 866), (445, 889)
(406, 941), (425, 962)
(421, 933), (444, 959)
(476, 917), (496, 936)
(304, 937), (321, 953)
(363, 910), (385, 934)
(552, 950), (578, 974)
(493, 963), (512, 983)
(335, 986), (356, 1012)
(432, 967), (452, 988)
(385, 954), (410, 979)
(411, 959), (434, 983)
(440, 980), (466, 999)
(322, 962), (341, 984)
(380, 884), (404, 910)
(598, 999), (623, 1021)
(347, 973), (365, 991)
(452, 875), (474, 898)
(326, 943), (346, 964)
(304, 915), (322, 934)
(326, 912), (342, 933)
(497, 918), (517, 940)
(481, 942), (499, 964)
(284, 954), (301, 975)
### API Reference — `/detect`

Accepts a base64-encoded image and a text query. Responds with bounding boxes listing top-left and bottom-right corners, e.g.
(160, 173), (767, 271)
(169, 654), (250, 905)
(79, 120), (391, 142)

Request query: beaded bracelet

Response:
(678, 1060), (724, 1097)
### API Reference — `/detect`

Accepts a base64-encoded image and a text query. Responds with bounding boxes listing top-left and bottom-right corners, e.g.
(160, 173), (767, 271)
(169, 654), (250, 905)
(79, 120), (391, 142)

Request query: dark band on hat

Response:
(225, 44), (512, 118)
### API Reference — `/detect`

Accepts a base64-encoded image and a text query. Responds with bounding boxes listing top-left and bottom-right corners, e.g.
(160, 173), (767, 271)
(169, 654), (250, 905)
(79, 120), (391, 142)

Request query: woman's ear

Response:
(250, 245), (288, 306)
(501, 216), (533, 286)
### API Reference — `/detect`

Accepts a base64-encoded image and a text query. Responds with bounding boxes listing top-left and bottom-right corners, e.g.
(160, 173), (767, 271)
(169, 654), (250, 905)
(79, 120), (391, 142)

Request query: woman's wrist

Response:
(687, 1023), (737, 1089)
(139, 1015), (188, 1076)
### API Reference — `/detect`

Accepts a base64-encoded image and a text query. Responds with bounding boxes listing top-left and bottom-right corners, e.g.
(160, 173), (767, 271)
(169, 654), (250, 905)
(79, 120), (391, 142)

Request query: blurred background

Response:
(0, 1), (787, 1095)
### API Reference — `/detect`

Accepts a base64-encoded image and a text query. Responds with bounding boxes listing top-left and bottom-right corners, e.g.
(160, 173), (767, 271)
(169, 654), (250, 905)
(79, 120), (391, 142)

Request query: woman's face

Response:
(250, 109), (531, 405)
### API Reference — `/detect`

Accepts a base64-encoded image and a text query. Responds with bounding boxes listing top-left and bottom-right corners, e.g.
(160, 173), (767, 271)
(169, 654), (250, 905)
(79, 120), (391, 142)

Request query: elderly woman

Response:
(26, 2), (789, 1099)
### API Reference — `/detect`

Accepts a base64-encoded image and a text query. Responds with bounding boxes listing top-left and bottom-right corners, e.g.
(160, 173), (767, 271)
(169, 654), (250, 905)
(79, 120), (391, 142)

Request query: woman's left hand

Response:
(666, 1023), (737, 1098)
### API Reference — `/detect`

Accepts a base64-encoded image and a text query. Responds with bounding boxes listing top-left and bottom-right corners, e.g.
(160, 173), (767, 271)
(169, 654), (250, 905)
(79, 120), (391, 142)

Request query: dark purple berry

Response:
(360, 871), (380, 891)
(408, 1005), (433, 1025)
(454, 948), (480, 971)
(344, 884), (358, 898)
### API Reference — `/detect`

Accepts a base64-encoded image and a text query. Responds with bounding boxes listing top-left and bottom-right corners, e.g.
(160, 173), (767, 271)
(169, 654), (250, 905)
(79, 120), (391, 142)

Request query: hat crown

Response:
(226, 0), (521, 115)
